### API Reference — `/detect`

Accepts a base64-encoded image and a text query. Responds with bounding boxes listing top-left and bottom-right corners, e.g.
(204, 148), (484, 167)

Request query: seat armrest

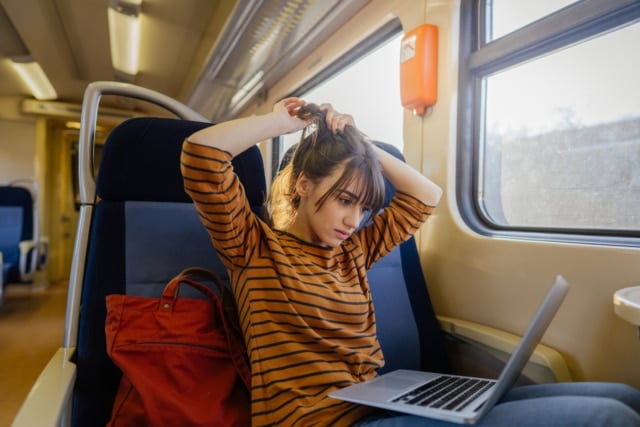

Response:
(18, 240), (38, 282)
(438, 315), (572, 383)
(11, 347), (77, 427)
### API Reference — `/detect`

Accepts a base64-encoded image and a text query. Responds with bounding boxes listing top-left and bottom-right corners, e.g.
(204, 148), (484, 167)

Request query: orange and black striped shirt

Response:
(181, 141), (434, 426)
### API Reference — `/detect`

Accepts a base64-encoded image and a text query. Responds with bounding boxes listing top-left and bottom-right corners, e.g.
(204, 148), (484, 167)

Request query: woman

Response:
(181, 98), (640, 426)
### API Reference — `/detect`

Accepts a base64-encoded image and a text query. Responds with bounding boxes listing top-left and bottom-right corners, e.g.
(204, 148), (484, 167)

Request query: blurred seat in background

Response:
(0, 181), (42, 303)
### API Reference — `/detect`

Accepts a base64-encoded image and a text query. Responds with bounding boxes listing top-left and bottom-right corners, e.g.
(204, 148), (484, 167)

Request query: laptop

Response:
(330, 275), (570, 425)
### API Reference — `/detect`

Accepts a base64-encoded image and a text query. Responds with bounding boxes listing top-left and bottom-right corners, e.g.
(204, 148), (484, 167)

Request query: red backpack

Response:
(105, 267), (251, 426)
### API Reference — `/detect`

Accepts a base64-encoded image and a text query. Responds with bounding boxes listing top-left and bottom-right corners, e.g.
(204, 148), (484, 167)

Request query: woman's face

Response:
(290, 164), (367, 247)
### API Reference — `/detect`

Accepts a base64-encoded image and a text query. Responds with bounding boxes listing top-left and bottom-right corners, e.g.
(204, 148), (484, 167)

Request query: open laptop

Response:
(330, 275), (570, 425)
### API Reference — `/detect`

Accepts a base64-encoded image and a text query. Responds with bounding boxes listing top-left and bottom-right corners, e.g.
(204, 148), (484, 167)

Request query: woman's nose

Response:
(344, 208), (361, 229)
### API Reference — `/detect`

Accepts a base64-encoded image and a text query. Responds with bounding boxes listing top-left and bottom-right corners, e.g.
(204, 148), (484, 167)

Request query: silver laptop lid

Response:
(476, 274), (570, 419)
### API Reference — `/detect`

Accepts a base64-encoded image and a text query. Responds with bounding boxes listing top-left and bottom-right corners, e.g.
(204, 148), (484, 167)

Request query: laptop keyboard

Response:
(391, 375), (495, 411)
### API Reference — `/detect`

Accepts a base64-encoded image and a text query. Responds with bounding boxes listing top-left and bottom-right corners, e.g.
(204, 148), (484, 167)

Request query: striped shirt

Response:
(181, 141), (434, 426)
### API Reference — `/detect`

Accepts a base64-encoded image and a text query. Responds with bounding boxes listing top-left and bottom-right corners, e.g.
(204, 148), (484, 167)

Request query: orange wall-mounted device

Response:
(400, 24), (439, 115)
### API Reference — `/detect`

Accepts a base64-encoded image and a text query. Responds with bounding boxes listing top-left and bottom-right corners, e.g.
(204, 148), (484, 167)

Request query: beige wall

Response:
(0, 118), (36, 184)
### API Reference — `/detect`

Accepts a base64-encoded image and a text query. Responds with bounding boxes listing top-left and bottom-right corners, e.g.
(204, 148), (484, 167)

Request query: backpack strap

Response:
(163, 267), (252, 389)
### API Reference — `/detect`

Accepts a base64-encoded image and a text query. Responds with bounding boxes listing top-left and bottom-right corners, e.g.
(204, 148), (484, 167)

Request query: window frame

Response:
(457, 0), (640, 247)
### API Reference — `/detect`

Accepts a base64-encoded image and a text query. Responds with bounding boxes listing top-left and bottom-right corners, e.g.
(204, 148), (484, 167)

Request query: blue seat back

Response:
(0, 186), (34, 284)
(367, 141), (449, 374)
(72, 117), (266, 426)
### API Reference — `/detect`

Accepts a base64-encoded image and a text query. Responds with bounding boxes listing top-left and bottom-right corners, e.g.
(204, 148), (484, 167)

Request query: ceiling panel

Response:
(0, 0), (370, 119)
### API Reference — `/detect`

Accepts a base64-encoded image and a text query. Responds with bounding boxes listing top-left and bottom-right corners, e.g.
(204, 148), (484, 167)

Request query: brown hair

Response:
(267, 103), (385, 230)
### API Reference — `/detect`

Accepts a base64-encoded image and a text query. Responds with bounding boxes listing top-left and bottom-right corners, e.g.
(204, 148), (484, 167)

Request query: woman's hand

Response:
(273, 97), (309, 134)
(320, 103), (355, 134)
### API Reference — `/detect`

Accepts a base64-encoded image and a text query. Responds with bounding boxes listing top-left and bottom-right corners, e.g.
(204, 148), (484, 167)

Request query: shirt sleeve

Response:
(356, 191), (435, 269)
(180, 139), (261, 269)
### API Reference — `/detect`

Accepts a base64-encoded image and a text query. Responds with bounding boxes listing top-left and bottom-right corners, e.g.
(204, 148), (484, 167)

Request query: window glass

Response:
(488, 0), (578, 41)
(280, 33), (404, 164)
(481, 21), (640, 230)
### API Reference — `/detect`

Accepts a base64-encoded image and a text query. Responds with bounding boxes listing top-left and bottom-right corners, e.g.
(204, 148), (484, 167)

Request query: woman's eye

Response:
(337, 196), (357, 206)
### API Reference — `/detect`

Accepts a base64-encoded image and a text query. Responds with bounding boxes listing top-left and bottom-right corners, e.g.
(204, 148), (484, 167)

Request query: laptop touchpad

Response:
(369, 375), (423, 390)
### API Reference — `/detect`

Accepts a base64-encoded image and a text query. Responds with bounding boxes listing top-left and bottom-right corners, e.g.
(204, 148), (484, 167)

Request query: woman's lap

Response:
(502, 381), (640, 413)
(353, 382), (640, 427)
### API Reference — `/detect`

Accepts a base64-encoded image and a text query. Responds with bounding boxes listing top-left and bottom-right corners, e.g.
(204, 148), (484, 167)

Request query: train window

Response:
(277, 22), (403, 170)
(482, 22), (640, 231)
(487, 0), (578, 41)
(459, 0), (640, 243)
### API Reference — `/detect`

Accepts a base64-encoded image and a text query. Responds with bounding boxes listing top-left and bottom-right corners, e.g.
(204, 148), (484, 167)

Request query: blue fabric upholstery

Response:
(0, 207), (23, 283)
(367, 141), (449, 375)
(0, 186), (34, 284)
(72, 117), (266, 427)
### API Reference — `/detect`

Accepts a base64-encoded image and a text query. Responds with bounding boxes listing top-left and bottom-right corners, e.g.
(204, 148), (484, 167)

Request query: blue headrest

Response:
(371, 141), (401, 206)
(0, 186), (33, 240)
(97, 117), (265, 206)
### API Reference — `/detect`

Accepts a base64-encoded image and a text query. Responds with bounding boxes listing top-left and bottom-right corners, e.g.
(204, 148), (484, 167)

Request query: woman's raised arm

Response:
(187, 97), (309, 157)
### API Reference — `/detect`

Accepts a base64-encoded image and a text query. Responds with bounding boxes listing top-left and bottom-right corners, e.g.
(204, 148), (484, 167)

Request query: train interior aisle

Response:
(0, 278), (66, 426)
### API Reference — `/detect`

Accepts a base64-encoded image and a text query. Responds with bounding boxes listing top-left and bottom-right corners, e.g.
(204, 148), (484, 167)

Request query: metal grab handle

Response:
(65, 81), (210, 347)
(78, 81), (209, 205)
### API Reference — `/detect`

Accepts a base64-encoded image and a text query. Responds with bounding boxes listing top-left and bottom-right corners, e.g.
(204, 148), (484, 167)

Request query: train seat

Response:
(0, 184), (39, 292)
(71, 120), (266, 425)
(93, 116), (267, 424)
(12, 82), (571, 427)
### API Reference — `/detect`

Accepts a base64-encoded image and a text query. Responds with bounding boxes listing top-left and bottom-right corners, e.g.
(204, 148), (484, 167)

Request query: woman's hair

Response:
(267, 103), (385, 230)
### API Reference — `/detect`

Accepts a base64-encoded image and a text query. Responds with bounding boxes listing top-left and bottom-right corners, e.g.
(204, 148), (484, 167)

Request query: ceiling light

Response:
(108, 0), (142, 76)
(10, 56), (58, 100)
(230, 70), (264, 107)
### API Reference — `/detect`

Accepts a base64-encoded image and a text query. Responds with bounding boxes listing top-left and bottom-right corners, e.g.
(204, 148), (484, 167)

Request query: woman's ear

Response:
(295, 172), (313, 197)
